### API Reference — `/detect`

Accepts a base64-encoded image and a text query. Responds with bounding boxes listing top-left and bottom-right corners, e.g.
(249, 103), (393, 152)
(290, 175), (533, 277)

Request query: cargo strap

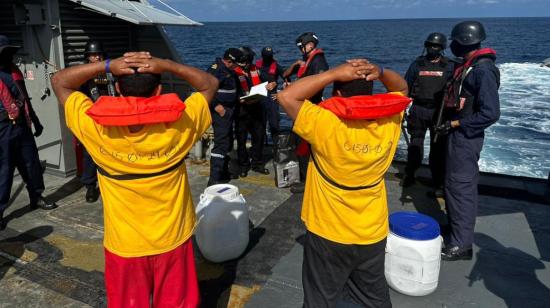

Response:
(96, 158), (185, 181)
(310, 147), (382, 191)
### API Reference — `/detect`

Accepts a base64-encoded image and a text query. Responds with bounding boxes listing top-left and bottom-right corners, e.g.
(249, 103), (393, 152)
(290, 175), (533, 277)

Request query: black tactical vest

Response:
(411, 56), (450, 108)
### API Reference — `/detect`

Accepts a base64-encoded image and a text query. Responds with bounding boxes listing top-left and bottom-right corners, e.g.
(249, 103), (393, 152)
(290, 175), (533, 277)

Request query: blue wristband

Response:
(105, 59), (111, 73)
(379, 66), (384, 78)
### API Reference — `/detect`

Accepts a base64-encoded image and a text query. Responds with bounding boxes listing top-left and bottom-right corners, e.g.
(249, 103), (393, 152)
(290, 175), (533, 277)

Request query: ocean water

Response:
(166, 17), (550, 179)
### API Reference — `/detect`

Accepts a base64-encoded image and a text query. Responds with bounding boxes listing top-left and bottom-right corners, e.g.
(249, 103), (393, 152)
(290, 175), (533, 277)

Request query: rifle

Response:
(433, 97), (445, 143)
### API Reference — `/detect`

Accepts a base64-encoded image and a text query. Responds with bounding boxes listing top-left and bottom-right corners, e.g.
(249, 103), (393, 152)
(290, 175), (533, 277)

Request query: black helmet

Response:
(238, 46), (255, 65)
(84, 41), (105, 55)
(261, 46), (274, 58)
(296, 32), (319, 48)
(424, 32), (447, 49)
(450, 21), (486, 46)
(223, 48), (243, 63)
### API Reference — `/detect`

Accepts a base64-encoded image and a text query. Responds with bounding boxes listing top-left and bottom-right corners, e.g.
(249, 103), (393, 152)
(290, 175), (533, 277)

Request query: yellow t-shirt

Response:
(65, 91), (212, 257)
(293, 97), (403, 245)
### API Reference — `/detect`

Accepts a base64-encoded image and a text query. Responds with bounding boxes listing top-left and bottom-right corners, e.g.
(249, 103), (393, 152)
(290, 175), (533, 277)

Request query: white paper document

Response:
(240, 82), (268, 104)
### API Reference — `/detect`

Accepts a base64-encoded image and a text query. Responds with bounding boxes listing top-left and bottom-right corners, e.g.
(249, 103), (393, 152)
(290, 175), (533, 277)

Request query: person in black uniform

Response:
(256, 46), (287, 143)
(434, 21), (500, 261)
(78, 41), (116, 203)
(0, 35), (57, 230)
(283, 32), (329, 193)
(234, 46), (270, 177)
(283, 32), (329, 104)
(206, 48), (243, 186)
(403, 33), (453, 197)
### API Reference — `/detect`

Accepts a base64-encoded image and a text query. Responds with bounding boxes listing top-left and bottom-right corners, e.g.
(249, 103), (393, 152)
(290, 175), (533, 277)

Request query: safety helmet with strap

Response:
(296, 32), (319, 49)
(424, 32), (447, 49)
(450, 21), (486, 46)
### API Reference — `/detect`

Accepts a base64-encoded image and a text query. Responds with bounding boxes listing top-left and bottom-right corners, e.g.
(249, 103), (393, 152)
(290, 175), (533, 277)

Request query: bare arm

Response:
(51, 60), (133, 105)
(52, 52), (218, 105)
(125, 54), (218, 103)
(278, 59), (376, 120)
(282, 60), (304, 79)
(379, 68), (408, 96)
(154, 59), (218, 103)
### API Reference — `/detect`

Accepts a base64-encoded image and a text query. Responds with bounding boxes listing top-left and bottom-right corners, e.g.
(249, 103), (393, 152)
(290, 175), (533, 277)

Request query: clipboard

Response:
(240, 82), (268, 104)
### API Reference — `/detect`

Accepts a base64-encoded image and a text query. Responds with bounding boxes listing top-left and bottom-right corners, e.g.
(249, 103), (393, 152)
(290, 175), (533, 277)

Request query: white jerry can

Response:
(194, 184), (249, 263)
(385, 212), (442, 296)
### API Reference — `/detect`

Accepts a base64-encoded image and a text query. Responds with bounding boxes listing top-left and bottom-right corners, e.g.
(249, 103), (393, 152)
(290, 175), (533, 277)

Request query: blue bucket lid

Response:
(389, 212), (440, 240)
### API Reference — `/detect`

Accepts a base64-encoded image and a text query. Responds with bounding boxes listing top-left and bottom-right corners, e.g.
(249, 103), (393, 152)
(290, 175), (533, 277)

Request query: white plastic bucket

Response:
(194, 184), (249, 263)
(384, 212), (442, 296)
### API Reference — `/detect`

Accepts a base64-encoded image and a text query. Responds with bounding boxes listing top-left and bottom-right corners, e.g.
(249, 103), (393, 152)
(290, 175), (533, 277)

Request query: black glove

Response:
(33, 121), (44, 137)
(434, 121), (452, 136)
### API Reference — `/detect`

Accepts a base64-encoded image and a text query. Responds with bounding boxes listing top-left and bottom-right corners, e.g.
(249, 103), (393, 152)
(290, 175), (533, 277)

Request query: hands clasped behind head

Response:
(109, 51), (166, 75)
(334, 59), (379, 82)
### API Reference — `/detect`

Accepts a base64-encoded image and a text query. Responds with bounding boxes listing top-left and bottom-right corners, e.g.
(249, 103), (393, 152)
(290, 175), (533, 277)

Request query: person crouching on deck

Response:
(277, 59), (408, 307)
(51, 52), (218, 307)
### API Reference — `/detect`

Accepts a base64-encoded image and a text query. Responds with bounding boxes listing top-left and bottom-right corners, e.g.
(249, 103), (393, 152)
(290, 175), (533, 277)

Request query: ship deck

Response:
(1, 150), (549, 307)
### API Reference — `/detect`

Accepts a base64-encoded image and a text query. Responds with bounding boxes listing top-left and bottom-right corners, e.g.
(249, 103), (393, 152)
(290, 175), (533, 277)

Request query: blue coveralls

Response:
(0, 69), (45, 215)
(206, 58), (239, 186)
(445, 59), (500, 248)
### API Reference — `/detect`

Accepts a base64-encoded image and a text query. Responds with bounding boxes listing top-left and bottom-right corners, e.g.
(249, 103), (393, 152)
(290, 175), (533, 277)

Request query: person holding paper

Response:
(234, 46), (270, 177)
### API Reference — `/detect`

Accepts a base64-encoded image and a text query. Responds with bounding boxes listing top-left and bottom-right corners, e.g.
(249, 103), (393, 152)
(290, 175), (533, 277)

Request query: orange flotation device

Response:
(86, 93), (186, 126)
(319, 93), (411, 120)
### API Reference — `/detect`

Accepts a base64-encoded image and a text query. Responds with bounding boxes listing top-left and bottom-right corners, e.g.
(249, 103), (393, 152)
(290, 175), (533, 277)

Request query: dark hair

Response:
(333, 79), (373, 97)
(117, 72), (161, 97)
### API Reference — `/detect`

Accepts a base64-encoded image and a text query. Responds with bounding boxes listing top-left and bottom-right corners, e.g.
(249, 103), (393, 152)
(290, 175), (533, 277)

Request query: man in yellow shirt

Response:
(51, 52), (218, 307)
(277, 59), (408, 308)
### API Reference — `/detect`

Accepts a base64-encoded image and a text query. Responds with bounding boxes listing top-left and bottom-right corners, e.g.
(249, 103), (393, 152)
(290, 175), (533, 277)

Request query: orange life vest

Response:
(86, 93), (186, 126)
(234, 65), (261, 93)
(297, 48), (324, 78)
(319, 94), (411, 120)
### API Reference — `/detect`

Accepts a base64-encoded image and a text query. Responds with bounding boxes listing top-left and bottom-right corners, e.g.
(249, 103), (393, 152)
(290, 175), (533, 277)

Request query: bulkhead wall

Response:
(2, 0), (192, 176)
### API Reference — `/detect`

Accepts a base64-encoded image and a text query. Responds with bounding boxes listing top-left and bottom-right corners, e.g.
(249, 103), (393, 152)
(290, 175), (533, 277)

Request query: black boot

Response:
(85, 185), (100, 203)
(441, 245), (473, 261)
(30, 196), (58, 210)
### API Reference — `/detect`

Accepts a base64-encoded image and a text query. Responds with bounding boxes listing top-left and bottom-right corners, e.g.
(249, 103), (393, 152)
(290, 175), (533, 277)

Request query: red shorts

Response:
(104, 240), (199, 308)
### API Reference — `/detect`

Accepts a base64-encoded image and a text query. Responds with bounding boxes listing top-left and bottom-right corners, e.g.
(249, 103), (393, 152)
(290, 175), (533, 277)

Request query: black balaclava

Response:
(450, 41), (480, 58)
(262, 55), (273, 65)
(426, 45), (443, 60)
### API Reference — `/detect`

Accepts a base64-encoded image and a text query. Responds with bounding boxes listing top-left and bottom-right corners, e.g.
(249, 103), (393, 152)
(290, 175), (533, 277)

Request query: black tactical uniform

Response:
(403, 33), (453, 190)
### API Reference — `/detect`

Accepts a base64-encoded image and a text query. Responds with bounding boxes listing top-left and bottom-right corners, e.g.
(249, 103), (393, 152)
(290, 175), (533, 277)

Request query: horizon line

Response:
(187, 16), (550, 23)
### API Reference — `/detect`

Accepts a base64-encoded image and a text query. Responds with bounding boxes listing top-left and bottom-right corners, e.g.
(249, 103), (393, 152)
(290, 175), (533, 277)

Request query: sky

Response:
(156, 0), (550, 22)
